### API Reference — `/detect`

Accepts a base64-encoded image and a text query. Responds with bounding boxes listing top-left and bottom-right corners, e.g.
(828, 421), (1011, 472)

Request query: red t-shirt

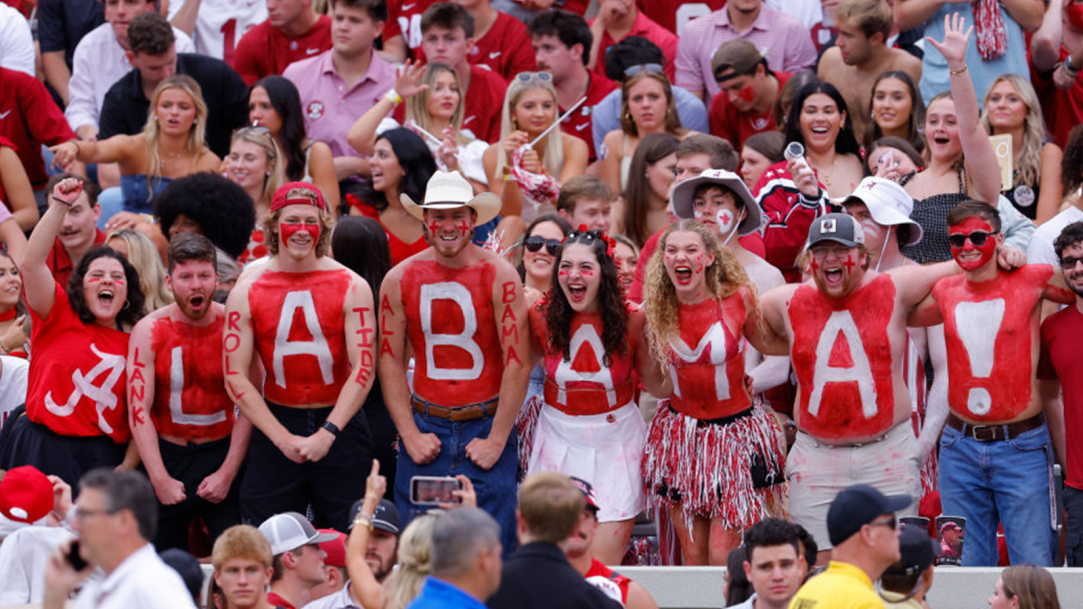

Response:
(561, 73), (617, 162)
(584, 558), (631, 605)
(628, 228), (766, 303)
(400, 258), (504, 406)
(384, 0), (437, 53)
(149, 315), (235, 442)
(46, 229), (107, 290)
(232, 16), (333, 86)
(1030, 47), (1082, 149)
(249, 268), (353, 406)
(668, 294), (751, 419)
(464, 66), (507, 144)
(26, 283), (130, 443)
(529, 308), (639, 415)
(350, 198), (429, 267)
(590, 11), (678, 82)
(0, 67), (77, 190)
(415, 11), (536, 81)
(0, 135), (12, 203)
(635, 0), (726, 33)
(1039, 304), (1083, 490)
(709, 71), (791, 150)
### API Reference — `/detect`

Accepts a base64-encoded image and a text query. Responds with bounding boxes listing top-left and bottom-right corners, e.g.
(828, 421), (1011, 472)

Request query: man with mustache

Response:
(127, 233), (251, 551)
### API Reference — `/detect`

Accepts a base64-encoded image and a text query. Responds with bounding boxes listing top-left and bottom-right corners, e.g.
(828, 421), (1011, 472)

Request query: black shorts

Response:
(0, 414), (125, 488)
(153, 436), (243, 552)
(240, 401), (372, 530)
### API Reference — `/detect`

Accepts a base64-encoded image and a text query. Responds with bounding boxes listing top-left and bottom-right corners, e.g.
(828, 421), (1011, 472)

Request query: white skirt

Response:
(527, 401), (646, 522)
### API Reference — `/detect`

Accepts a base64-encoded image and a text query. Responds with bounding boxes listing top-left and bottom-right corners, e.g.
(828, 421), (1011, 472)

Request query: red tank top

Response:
(668, 294), (751, 420)
(530, 309), (637, 415)
(26, 284), (130, 443)
(249, 269), (353, 406)
(149, 315), (235, 441)
(789, 274), (897, 439)
(401, 259), (503, 406)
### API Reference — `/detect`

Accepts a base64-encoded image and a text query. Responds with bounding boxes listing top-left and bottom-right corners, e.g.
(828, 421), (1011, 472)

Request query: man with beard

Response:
(225, 181), (377, 529)
(1040, 221), (1083, 566)
(910, 201), (1074, 566)
(378, 170), (529, 550)
(128, 233), (252, 551)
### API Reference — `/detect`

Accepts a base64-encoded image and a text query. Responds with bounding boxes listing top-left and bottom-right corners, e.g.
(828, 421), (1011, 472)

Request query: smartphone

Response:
(66, 540), (88, 571)
(410, 476), (463, 505)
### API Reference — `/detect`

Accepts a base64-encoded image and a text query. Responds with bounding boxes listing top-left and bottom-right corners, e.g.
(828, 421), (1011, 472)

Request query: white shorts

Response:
(786, 422), (921, 550)
(528, 402), (646, 522)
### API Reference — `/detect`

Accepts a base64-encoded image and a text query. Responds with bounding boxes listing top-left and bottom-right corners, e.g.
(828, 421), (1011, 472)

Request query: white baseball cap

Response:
(841, 177), (923, 246)
(259, 512), (339, 556)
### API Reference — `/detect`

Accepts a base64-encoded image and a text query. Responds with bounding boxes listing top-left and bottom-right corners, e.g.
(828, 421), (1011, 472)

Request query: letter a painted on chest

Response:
(554, 325), (616, 407)
(274, 291), (335, 388)
(420, 282), (484, 380)
(807, 310), (877, 419)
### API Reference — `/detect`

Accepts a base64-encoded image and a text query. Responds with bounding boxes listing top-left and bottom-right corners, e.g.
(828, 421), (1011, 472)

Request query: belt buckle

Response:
(970, 424), (998, 442)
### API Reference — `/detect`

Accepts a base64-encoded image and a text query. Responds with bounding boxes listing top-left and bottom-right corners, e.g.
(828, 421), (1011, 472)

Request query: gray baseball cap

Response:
(808, 213), (865, 248)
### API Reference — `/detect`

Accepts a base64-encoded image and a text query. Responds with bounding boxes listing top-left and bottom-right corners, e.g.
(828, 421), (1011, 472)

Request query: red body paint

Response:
(401, 260), (503, 406)
(249, 269), (352, 406)
(843, 254), (855, 272)
(280, 222), (320, 242)
(668, 294), (750, 419)
(737, 83), (757, 104)
(150, 316), (234, 441)
(789, 275), (897, 439)
(949, 217), (997, 271)
(932, 265), (1051, 422)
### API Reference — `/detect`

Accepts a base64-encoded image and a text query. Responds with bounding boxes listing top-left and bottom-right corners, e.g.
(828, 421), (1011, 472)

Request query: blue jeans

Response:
(939, 421), (1056, 566)
(395, 408), (518, 553)
(96, 187), (124, 230)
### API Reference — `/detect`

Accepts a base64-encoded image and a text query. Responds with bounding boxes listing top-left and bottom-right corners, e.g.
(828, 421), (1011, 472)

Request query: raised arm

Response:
(926, 14), (1002, 203)
(20, 178), (84, 319)
(48, 134), (138, 173)
(1002, 0), (1046, 33)
(346, 61), (428, 157)
(0, 146), (40, 232)
(1031, 0), (1066, 72)
(348, 461), (388, 609)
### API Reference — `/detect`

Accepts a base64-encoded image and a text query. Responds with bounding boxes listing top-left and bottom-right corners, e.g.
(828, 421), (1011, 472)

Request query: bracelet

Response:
(383, 89), (403, 106)
(71, 140), (81, 155)
(353, 514), (373, 530)
(949, 65), (968, 77)
(321, 420), (341, 437)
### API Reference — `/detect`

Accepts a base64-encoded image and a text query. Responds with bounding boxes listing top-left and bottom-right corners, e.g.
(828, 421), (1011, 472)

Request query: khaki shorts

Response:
(785, 422), (921, 550)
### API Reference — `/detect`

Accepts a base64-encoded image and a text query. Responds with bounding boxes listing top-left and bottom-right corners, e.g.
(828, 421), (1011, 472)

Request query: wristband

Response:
(353, 514), (373, 531)
(383, 90), (403, 105)
(321, 421), (341, 437)
(1066, 56), (1080, 77)
(949, 65), (968, 77)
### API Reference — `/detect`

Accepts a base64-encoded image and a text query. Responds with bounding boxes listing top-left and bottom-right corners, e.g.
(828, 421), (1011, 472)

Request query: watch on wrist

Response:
(321, 421), (341, 437)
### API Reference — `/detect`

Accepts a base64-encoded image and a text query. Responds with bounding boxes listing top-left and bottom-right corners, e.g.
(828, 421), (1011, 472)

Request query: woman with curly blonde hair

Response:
(106, 229), (174, 311)
(642, 219), (786, 566)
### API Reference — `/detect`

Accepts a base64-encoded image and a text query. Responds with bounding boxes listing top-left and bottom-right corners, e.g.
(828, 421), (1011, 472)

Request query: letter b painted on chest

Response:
(420, 282), (484, 381)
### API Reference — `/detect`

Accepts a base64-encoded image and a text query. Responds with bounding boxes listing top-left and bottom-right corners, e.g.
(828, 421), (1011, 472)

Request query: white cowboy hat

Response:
(401, 170), (501, 226)
(670, 169), (762, 236)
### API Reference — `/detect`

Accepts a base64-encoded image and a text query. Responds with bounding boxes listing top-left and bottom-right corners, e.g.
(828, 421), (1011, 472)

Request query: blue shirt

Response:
(406, 577), (488, 609)
(591, 85), (709, 154)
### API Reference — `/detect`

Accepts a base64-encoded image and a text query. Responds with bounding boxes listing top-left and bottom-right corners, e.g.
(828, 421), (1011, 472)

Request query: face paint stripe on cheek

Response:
(281, 222), (320, 242)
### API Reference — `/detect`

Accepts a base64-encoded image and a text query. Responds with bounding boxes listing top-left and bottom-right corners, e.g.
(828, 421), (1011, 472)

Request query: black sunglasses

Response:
(1061, 255), (1083, 269)
(524, 236), (561, 256)
(948, 230), (998, 249)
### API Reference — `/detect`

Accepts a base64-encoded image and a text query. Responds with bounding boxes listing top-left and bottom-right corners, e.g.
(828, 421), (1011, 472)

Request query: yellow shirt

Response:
(788, 561), (885, 609)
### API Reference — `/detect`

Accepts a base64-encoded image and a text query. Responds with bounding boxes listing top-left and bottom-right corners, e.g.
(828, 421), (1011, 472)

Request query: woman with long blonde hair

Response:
(106, 228), (173, 311)
(642, 219), (786, 566)
(981, 73), (1063, 223)
(224, 127), (286, 264)
(50, 75), (220, 224)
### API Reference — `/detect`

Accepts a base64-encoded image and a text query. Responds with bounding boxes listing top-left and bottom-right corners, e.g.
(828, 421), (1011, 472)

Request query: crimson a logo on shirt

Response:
(307, 101), (325, 120)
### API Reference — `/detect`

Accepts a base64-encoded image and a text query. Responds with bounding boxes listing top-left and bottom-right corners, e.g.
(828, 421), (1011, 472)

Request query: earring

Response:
(625, 113), (633, 122)
(122, 299), (131, 311)
(871, 111), (876, 120)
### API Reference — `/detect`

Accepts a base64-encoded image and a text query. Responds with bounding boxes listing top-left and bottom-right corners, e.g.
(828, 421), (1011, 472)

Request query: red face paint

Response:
(428, 221), (441, 235)
(280, 222), (320, 243)
(737, 84), (757, 104)
(949, 217), (996, 271)
(457, 220), (471, 236)
(844, 254), (856, 272)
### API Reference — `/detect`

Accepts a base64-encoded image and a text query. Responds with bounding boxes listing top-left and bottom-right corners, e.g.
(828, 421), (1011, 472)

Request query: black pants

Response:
(1066, 486), (1083, 566)
(153, 436), (243, 552)
(240, 402), (372, 531)
(0, 414), (125, 488)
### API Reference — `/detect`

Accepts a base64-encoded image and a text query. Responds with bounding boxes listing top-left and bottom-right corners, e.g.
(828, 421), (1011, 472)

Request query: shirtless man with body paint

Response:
(127, 233), (252, 551)
(378, 171), (530, 551)
(910, 200), (1074, 567)
(757, 212), (1025, 564)
(224, 181), (377, 529)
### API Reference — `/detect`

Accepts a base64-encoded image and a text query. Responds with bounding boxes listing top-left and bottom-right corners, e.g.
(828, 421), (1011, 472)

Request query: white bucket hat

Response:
(401, 170), (502, 226)
(841, 177), (923, 246)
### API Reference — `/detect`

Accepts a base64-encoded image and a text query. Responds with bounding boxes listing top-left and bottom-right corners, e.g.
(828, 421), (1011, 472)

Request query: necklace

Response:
(812, 156), (840, 191)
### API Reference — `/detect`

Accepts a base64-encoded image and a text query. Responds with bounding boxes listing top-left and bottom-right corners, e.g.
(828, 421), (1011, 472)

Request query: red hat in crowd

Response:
(317, 528), (347, 568)
(0, 466), (54, 523)
(270, 182), (327, 214)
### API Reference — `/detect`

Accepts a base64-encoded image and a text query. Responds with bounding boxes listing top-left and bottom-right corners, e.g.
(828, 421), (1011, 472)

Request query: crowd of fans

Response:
(1, 0), (1083, 606)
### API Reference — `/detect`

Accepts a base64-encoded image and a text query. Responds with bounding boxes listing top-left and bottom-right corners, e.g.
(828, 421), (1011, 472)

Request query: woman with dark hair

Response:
(347, 128), (437, 267)
(612, 132), (679, 247)
(739, 131), (785, 190)
(866, 136), (925, 178)
(515, 213), (572, 299)
(154, 172), (257, 262)
(248, 76), (339, 211)
(642, 220), (785, 566)
(867, 71), (926, 154)
(332, 216), (397, 495)
(525, 227), (666, 566)
(0, 177), (146, 484)
(757, 80), (866, 281)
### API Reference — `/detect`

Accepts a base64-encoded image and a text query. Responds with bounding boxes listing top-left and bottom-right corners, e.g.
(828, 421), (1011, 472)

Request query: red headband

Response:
(270, 181), (327, 214)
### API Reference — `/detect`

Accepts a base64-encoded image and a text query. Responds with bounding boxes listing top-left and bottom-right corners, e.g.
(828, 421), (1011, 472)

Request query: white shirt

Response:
(65, 23), (196, 133)
(730, 592), (758, 609)
(0, 4), (34, 77)
(301, 581), (363, 609)
(165, 0), (266, 62)
(72, 543), (197, 609)
(0, 526), (76, 604)
(765, 0), (822, 29)
(0, 354), (29, 428)
(1027, 206), (1083, 266)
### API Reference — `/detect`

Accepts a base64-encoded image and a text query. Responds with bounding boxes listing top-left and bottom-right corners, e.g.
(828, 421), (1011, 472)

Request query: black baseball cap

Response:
(827, 484), (911, 546)
(883, 524), (939, 577)
(348, 498), (402, 534)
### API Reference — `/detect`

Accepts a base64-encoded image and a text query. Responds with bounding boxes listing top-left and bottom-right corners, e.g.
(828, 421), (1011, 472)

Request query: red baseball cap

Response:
(317, 528), (347, 568)
(270, 182), (327, 214)
(0, 466), (54, 523)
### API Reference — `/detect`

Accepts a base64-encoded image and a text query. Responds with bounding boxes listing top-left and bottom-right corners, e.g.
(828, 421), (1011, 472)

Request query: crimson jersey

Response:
(414, 11), (536, 81)
(584, 558), (631, 605)
(249, 269), (353, 406)
(26, 284), (130, 443)
(232, 15), (332, 86)
(756, 161), (832, 283)
(668, 293), (751, 420)
(934, 265), (1052, 423)
(148, 315), (235, 441)
(789, 275), (897, 440)
(529, 308), (639, 415)
(391, 65), (506, 143)
(401, 259), (503, 406)
(384, 0), (436, 53)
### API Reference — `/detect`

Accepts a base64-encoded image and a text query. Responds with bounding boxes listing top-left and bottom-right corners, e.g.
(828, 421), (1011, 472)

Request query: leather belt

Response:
(946, 412), (1045, 442)
(411, 395), (498, 422)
